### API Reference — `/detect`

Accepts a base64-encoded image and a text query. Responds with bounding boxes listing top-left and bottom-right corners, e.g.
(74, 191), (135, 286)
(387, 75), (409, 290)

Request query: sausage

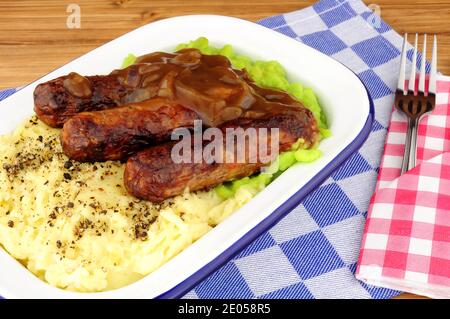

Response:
(124, 109), (318, 202)
(60, 98), (200, 162)
(34, 72), (131, 128)
(33, 49), (225, 128)
(33, 48), (306, 129)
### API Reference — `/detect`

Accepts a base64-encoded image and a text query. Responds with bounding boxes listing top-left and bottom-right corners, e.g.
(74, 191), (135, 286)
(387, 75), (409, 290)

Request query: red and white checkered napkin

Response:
(356, 76), (450, 299)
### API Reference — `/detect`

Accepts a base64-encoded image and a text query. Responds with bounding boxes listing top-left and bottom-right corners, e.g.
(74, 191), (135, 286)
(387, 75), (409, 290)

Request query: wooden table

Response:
(1, 0), (445, 299)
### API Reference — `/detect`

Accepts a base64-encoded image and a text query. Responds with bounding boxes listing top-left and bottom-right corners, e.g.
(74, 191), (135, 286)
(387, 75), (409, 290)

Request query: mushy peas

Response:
(0, 116), (258, 292)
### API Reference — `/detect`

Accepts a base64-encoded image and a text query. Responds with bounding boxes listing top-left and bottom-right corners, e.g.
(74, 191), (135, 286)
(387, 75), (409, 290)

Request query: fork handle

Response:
(407, 117), (419, 171)
(401, 117), (414, 174)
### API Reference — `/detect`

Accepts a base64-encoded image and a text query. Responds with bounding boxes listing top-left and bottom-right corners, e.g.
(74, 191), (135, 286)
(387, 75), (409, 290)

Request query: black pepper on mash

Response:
(0, 116), (254, 292)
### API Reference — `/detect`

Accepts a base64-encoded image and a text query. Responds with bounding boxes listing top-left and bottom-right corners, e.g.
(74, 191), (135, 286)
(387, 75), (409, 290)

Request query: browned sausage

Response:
(60, 98), (200, 162)
(124, 110), (318, 202)
(34, 72), (131, 128)
(33, 49), (226, 128)
(33, 48), (305, 129)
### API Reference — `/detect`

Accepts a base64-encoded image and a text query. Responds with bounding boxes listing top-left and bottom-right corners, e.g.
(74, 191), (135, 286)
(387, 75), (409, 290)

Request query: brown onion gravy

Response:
(63, 72), (93, 98)
(63, 48), (303, 127)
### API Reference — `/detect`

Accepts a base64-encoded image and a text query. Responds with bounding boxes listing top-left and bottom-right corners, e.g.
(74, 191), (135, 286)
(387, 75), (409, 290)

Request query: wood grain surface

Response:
(1, 0), (446, 299)
(1, 0), (449, 89)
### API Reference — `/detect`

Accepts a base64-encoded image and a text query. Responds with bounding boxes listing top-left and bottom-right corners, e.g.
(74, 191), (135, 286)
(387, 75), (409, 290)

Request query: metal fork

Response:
(394, 33), (438, 174)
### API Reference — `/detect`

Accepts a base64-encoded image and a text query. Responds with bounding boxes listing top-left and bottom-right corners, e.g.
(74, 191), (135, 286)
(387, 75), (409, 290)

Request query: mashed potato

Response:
(0, 116), (259, 292)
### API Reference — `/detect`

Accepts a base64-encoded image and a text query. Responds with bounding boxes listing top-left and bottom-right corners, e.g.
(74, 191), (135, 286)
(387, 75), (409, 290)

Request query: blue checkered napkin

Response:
(184, 0), (405, 299)
(0, 0), (402, 299)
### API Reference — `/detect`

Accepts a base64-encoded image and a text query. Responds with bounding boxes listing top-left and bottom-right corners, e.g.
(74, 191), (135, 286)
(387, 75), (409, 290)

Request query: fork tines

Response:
(395, 34), (438, 174)
(397, 33), (438, 97)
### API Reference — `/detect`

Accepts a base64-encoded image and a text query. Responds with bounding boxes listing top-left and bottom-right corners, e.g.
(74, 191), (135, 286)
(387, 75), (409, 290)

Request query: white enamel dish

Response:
(0, 15), (373, 299)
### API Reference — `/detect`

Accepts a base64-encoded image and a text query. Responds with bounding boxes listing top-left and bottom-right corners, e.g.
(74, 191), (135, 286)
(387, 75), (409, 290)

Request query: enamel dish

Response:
(0, 15), (373, 298)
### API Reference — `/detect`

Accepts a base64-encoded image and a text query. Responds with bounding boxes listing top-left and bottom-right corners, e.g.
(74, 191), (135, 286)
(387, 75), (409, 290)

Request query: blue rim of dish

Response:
(157, 75), (375, 299)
